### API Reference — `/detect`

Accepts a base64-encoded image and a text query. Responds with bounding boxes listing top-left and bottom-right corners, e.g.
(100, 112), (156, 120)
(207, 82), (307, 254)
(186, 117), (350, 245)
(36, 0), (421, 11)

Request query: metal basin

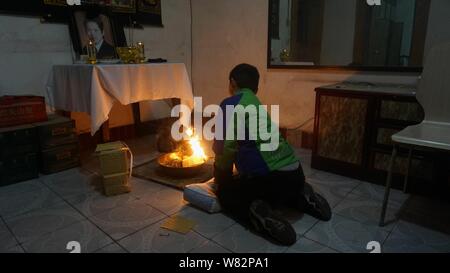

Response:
(157, 153), (206, 178)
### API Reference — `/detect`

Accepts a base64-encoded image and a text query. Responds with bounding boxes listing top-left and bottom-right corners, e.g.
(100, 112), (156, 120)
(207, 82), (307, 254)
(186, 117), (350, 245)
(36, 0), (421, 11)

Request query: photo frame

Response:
(111, 0), (136, 13)
(134, 0), (162, 26)
(70, 10), (124, 60)
(41, 0), (70, 23)
(43, 0), (67, 6)
(137, 0), (161, 15)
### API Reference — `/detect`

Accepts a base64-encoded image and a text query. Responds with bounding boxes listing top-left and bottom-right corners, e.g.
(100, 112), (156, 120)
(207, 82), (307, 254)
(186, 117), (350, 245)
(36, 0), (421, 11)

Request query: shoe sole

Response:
(249, 201), (297, 245)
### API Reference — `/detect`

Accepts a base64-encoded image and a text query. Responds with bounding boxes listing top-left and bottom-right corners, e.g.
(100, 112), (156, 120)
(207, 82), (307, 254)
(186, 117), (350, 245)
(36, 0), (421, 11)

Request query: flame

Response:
(188, 134), (207, 162)
(163, 127), (207, 168)
(186, 127), (194, 137)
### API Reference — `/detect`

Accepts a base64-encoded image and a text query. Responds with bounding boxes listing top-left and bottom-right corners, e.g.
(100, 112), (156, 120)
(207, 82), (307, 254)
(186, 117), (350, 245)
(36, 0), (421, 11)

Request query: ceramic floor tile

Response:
(94, 242), (128, 253)
(399, 195), (450, 236)
(133, 151), (160, 168)
(286, 237), (339, 253)
(4, 202), (86, 244)
(4, 137), (450, 254)
(0, 186), (64, 219)
(306, 177), (359, 208)
(41, 168), (101, 199)
(89, 199), (166, 240)
(129, 177), (166, 199)
(304, 214), (389, 253)
(138, 187), (188, 216)
(0, 220), (19, 252)
(0, 179), (45, 198)
(351, 182), (410, 204)
(334, 193), (402, 231)
(118, 218), (207, 253)
(384, 221), (450, 253)
(308, 171), (362, 184)
(212, 224), (288, 253)
(67, 191), (137, 217)
(174, 207), (235, 239)
(189, 240), (232, 253)
(22, 220), (113, 253)
(290, 214), (319, 236)
(2, 244), (25, 253)
(40, 167), (93, 185)
(382, 231), (441, 253)
(268, 207), (319, 237)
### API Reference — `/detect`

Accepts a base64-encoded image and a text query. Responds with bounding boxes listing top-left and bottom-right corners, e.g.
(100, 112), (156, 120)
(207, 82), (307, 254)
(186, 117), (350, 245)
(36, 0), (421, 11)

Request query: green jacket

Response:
(213, 88), (299, 181)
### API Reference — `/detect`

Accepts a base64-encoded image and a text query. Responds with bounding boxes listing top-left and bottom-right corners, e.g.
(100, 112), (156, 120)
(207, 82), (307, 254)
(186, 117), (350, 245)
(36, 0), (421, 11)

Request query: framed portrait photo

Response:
(70, 10), (120, 60)
(42, 0), (67, 6)
(137, 0), (161, 15)
(111, 0), (136, 13)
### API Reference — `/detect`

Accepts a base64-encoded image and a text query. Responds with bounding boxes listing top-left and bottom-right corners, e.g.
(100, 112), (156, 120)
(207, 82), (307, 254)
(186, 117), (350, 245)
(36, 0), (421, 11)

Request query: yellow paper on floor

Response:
(160, 216), (196, 235)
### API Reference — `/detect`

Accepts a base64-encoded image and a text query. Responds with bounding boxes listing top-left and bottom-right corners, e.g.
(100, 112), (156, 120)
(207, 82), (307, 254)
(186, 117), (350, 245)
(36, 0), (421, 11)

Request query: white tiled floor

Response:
(1, 135), (450, 253)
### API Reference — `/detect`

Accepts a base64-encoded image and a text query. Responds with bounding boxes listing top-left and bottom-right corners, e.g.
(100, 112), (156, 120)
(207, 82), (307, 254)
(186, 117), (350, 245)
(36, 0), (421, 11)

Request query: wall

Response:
(0, 15), (73, 96)
(131, 0), (192, 122)
(0, 0), (191, 133)
(192, 0), (419, 129)
(424, 0), (450, 59)
(2, 0), (449, 132)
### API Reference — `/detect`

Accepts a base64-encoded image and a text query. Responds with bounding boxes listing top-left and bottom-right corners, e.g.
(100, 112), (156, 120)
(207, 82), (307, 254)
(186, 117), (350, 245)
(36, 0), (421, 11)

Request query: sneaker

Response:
(249, 200), (297, 246)
(302, 183), (332, 221)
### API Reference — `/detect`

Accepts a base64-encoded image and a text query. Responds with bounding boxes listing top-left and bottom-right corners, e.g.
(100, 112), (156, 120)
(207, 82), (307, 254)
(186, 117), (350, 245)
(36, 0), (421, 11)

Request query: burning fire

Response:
(161, 128), (207, 168)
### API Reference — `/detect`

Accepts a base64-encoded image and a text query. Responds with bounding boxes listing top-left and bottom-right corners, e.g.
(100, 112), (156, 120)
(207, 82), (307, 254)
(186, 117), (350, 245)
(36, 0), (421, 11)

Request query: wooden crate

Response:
(40, 142), (81, 174)
(0, 96), (47, 128)
(0, 124), (38, 160)
(34, 114), (76, 149)
(0, 153), (39, 186)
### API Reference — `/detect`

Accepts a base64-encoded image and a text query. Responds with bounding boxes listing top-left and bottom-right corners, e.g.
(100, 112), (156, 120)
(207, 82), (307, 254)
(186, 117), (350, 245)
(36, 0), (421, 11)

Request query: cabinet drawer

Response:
(379, 100), (423, 122)
(376, 127), (401, 146)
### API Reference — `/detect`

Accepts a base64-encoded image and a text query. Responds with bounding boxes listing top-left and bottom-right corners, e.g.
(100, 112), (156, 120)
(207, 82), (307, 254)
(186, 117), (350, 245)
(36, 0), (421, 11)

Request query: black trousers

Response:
(216, 165), (306, 227)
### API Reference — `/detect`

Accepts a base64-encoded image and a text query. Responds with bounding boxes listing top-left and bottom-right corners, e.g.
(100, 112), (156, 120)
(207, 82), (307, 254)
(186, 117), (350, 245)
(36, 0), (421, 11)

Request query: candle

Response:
(137, 42), (146, 63)
(87, 40), (97, 64)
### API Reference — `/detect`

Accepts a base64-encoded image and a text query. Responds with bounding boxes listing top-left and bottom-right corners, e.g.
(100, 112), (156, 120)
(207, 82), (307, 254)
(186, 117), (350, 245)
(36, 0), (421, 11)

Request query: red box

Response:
(0, 96), (48, 128)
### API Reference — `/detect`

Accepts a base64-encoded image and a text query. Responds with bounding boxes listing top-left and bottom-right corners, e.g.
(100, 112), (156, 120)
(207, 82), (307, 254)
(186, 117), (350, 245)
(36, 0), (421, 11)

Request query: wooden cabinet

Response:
(312, 83), (434, 189)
